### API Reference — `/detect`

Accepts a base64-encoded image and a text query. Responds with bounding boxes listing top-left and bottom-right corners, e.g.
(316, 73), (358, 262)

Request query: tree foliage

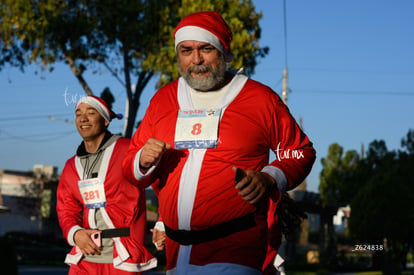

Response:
(348, 140), (411, 241)
(0, 0), (268, 137)
(319, 143), (360, 208)
(349, 135), (414, 273)
(320, 129), (414, 273)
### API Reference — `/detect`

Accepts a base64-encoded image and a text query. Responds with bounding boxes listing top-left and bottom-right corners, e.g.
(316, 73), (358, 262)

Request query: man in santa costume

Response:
(122, 11), (316, 275)
(57, 95), (157, 274)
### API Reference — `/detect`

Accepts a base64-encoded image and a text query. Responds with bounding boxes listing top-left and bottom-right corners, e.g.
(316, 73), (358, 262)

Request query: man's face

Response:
(75, 103), (108, 142)
(177, 40), (226, 91)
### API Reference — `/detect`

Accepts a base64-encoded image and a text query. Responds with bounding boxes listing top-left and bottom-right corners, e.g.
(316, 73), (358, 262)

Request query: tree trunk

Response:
(383, 239), (401, 275)
(65, 56), (94, 96)
(124, 98), (139, 138)
(123, 70), (154, 138)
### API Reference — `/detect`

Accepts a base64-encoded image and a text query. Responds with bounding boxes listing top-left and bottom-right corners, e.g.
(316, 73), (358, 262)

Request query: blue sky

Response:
(0, 0), (413, 193)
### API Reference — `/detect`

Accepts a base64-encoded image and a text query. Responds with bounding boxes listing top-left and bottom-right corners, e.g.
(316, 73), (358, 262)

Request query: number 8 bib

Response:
(175, 108), (221, 149)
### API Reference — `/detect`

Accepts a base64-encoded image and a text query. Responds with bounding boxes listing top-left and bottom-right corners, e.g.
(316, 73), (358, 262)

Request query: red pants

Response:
(69, 261), (142, 275)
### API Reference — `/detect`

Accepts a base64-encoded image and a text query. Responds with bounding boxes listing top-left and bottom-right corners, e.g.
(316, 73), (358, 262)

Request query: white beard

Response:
(179, 58), (227, 91)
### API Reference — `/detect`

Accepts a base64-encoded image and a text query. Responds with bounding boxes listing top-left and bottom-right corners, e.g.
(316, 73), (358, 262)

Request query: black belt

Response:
(164, 213), (256, 245)
(100, 227), (130, 238)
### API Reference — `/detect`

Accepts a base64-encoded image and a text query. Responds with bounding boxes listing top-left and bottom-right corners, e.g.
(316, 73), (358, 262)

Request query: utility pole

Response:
(282, 0), (289, 105)
(282, 68), (288, 104)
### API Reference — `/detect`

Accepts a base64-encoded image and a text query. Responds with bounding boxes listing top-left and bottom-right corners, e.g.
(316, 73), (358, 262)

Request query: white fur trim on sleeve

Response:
(67, 225), (83, 246)
(133, 148), (157, 180)
(261, 166), (288, 194)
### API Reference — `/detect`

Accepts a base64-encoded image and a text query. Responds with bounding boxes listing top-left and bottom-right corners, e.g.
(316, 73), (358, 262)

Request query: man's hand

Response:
(150, 228), (166, 251)
(233, 166), (276, 205)
(73, 229), (102, 255)
(140, 138), (172, 169)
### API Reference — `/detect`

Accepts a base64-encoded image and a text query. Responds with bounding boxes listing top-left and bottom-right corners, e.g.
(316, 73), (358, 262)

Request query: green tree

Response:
(320, 134), (414, 273)
(0, 0), (267, 137)
(318, 143), (360, 266)
(349, 135), (414, 274)
(319, 143), (360, 208)
(401, 128), (414, 155)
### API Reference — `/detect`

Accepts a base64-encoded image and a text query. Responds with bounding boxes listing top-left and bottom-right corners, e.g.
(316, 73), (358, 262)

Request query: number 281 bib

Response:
(174, 108), (221, 149)
(78, 178), (107, 209)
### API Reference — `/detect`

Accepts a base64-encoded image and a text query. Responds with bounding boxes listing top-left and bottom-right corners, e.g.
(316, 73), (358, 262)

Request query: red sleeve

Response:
(269, 95), (316, 191)
(121, 116), (157, 189)
(56, 158), (83, 241)
(122, 130), (142, 185)
(122, 83), (178, 188)
(122, 93), (161, 187)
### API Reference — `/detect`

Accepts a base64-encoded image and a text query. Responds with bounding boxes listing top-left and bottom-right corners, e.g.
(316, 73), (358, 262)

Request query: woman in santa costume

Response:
(57, 96), (157, 274)
(123, 11), (316, 275)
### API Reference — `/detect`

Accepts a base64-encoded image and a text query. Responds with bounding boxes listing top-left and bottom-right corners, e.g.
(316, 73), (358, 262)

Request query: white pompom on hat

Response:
(75, 95), (123, 123)
(174, 11), (233, 62)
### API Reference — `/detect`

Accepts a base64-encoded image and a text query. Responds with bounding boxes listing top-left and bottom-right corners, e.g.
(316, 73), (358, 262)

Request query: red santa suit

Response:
(263, 200), (284, 275)
(57, 136), (156, 273)
(123, 72), (316, 274)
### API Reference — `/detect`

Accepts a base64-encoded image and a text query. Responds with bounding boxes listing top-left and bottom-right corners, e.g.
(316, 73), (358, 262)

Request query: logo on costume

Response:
(275, 142), (305, 161)
(182, 109), (204, 116)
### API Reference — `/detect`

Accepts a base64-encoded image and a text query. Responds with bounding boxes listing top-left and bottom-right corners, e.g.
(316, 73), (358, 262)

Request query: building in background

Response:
(0, 165), (59, 237)
(333, 205), (351, 233)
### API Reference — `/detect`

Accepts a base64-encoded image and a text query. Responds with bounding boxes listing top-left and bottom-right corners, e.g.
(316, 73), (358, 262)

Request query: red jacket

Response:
(123, 74), (316, 273)
(57, 138), (156, 272)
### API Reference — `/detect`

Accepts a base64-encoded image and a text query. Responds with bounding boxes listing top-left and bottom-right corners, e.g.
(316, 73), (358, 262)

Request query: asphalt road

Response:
(18, 265), (69, 275)
(18, 265), (166, 275)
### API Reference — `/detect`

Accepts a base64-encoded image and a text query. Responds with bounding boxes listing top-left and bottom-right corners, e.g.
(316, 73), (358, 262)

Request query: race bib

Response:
(175, 108), (221, 149)
(78, 178), (107, 209)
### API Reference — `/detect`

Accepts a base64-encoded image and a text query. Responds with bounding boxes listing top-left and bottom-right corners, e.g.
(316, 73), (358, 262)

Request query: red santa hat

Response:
(75, 95), (123, 122)
(174, 11), (233, 62)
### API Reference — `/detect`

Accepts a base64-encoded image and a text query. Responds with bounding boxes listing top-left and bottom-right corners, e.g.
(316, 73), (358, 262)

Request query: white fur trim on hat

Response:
(175, 26), (225, 54)
(75, 96), (111, 122)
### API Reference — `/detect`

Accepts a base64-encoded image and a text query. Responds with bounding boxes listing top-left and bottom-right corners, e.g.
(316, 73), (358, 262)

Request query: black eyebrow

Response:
(75, 107), (97, 112)
(178, 43), (214, 50)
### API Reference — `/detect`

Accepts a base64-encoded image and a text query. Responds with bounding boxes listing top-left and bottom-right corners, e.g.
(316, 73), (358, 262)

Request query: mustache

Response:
(188, 64), (213, 74)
